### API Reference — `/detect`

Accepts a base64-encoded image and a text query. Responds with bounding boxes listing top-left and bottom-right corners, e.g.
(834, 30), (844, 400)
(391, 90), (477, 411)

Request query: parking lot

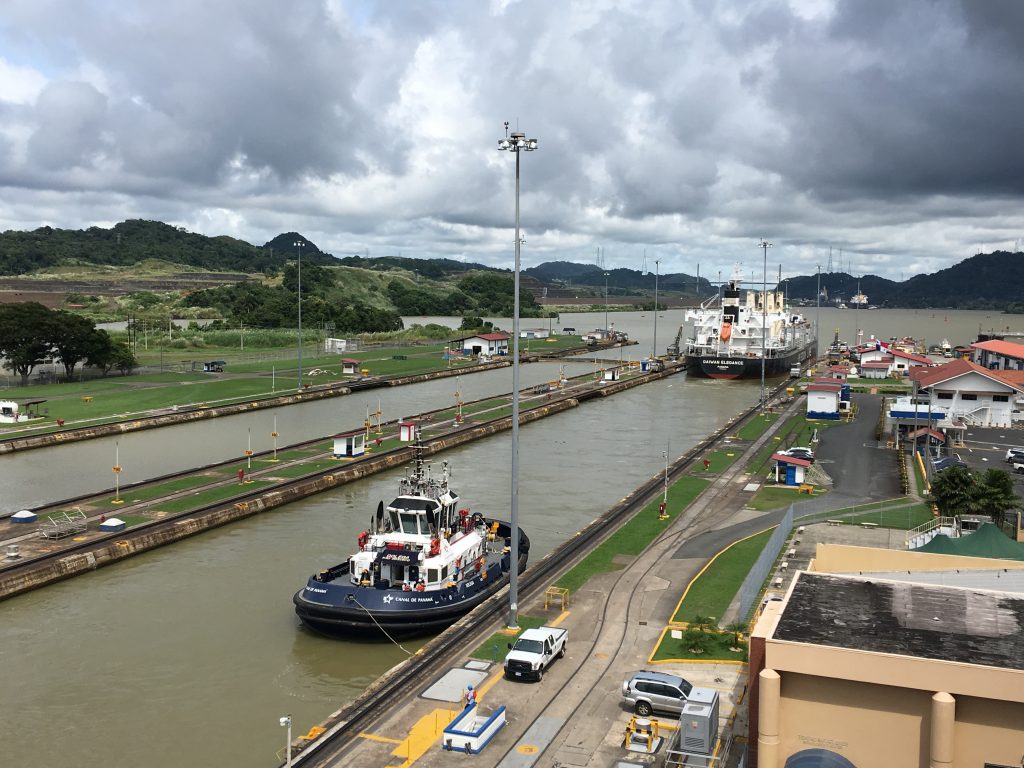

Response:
(950, 425), (1024, 496)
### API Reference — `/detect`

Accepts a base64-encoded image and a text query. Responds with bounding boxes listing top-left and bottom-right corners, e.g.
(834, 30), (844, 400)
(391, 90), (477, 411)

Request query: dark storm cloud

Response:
(0, 0), (1021, 280)
(763, 0), (1024, 200)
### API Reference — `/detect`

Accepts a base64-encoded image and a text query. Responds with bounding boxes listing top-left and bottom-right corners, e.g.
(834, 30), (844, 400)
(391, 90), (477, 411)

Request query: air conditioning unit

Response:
(678, 686), (720, 756)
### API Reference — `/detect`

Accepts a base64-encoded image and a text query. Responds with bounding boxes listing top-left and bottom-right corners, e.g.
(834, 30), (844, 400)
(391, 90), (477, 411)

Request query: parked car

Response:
(1013, 462), (1024, 475)
(933, 456), (968, 472)
(781, 447), (815, 462)
(621, 670), (693, 716)
(1005, 447), (1024, 463)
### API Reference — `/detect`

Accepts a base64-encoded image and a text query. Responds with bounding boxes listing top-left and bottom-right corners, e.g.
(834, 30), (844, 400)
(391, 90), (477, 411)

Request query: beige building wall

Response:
(810, 544), (1024, 573)
(954, 696), (1024, 767)
(778, 673), (928, 767)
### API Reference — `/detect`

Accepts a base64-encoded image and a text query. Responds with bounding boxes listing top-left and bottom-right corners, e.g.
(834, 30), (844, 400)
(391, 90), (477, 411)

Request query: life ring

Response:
(357, 531), (369, 550)
(429, 537), (440, 557)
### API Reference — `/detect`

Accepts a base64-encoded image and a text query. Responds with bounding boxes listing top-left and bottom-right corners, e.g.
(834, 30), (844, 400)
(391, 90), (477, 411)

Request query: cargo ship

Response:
(680, 270), (817, 379)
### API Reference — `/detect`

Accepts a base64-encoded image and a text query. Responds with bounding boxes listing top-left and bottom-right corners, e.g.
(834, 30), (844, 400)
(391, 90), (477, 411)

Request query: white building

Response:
(970, 338), (1024, 371)
(911, 358), (1024, 428)
(806, 381), (842, 420)
(453, 333), (510, 356)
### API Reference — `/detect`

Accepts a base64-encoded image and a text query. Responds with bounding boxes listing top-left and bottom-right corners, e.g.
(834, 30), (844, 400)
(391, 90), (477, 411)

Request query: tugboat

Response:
(680, 268), (817, 379)
(293, 443), (530, 639)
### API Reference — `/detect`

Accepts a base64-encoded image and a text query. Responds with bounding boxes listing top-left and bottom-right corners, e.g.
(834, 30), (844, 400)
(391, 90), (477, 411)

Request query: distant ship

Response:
(848, 282), (869, 309)
(680, 269), (817, 379)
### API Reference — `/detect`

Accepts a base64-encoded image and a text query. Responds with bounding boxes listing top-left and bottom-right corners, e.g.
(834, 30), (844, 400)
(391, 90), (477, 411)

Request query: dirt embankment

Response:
(0, 273), (254, 307)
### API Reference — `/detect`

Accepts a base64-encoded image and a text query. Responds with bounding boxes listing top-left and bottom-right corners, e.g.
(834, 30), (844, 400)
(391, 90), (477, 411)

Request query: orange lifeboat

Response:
(720, 322), (732, 341)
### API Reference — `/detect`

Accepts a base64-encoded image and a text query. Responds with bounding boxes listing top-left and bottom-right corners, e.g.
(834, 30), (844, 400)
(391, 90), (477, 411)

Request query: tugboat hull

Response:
(294, 524), (530, 639)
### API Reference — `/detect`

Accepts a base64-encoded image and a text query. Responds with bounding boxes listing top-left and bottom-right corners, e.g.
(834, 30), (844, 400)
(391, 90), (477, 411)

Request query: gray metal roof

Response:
(773, 572), (1024, 670)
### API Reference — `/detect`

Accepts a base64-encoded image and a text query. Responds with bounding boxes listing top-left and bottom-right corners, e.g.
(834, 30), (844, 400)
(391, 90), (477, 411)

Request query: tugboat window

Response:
(428, 568), (439, 583)
(400, 512), (419, 534)
(389, 510), (400, 530)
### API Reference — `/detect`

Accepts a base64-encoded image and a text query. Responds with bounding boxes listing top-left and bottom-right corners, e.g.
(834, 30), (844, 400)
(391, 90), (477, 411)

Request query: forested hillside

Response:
(0, 220), (334, 275)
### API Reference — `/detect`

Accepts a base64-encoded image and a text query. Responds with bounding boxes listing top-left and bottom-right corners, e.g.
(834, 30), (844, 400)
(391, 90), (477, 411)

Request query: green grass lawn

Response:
(671, 528), (773, 624)
(470, 615), (547, 662)
(736, 413), (780, 441)
(843, 503), (933, 529)
(149, 479), (279, 514)
(651, 628), (747, 662)
(746, 485), (820, 511)
(112, 474), (219, 504)
(692, 448), (742, 474)
(555, 476), (710, 594)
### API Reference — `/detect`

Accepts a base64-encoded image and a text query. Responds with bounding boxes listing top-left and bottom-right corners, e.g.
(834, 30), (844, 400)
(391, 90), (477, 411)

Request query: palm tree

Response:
(928, 466), (978, 516)
(726, 621), (748, 651)
(689, 614), (715, 634)
(681, 627), (713, 655)
(976, 468), (1022, 530)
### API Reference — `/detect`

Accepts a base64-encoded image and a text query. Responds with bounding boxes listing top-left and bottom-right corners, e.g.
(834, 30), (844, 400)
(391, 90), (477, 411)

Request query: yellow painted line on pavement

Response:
(359, 732), (402, 744)
(550, 610), (570, 626)
(386, 707), (459, 768)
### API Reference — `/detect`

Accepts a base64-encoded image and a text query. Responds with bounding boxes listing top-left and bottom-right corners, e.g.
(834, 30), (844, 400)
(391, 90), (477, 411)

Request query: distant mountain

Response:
(783, 251), (1024, 309)
(525, 261), (713, 294)
(0, 220), (334, 275)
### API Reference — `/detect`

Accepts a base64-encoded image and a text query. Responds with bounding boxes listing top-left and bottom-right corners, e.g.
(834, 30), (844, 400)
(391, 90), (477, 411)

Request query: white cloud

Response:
(0, 0), (1020, 282)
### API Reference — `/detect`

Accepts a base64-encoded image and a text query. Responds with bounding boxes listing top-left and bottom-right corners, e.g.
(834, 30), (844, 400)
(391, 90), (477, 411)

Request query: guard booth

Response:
(341, 358), (361, 375)
(333, 430), (366, 458)
(399, 421), (418, 442)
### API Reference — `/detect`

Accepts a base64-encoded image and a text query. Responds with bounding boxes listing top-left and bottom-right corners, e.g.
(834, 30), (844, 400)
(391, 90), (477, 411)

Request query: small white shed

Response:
(333, 430), (366, 458)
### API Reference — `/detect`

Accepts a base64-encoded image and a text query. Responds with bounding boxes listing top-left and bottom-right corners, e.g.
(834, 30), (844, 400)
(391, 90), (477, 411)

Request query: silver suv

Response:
(621, 670), (693, 716)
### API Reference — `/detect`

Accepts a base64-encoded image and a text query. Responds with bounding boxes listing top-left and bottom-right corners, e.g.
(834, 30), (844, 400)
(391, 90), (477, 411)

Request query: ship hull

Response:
(293, 524), (530, 639)
(686, 340), (817, 380)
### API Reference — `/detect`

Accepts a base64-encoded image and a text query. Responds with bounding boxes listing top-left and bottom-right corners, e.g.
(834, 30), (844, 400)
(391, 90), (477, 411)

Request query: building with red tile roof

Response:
(970, 338), (1024, 371)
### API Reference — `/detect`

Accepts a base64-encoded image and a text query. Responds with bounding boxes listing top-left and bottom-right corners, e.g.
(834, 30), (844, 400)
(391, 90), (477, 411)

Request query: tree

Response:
(929, 465), (1022, 529)
(928, 466), (978, 516)
(976, 468), (1022, 530)
(49, 311), (103, 379)
(680, 627), (713, 655)
(726, 621), (748, 651)
(0, 302), (54, 384)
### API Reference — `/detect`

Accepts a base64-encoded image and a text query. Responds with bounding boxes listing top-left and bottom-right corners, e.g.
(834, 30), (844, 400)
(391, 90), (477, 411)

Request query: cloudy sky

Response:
(0, 0), (1022, 282)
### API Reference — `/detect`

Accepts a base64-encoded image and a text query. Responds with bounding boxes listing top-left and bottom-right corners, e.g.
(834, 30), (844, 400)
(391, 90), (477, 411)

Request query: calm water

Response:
(4, 307), (1020, 766)
(408, 306), (1024, 360)
(0, 359), (757, 767)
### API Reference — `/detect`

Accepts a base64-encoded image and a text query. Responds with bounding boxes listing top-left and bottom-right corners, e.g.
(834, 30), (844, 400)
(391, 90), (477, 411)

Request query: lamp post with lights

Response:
(294, 240), (304, 388)
(759, 239), (772, 410)
(497, 125), (537, 630)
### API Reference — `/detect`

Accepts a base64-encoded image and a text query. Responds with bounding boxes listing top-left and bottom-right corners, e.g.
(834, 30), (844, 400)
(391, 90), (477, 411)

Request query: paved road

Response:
(786, 393), (902, 518)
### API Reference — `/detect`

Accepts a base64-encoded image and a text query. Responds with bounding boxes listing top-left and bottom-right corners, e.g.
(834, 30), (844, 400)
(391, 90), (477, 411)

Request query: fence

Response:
(735, 505), (794, 621)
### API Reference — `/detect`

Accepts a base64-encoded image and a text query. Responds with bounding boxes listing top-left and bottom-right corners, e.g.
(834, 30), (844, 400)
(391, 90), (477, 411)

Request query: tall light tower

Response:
(604, 271), (610, 334)
(497, 124), (538, 630)
(758, 239), (773, 410)
(652, 259), (660, 359)
(294, 240), (305, 388)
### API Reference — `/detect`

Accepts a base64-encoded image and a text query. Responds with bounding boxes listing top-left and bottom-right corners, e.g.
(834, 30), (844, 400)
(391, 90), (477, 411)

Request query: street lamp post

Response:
(758, 239), (773, 410)
(604, 271), (610, 334)
(652, 259), (660, 359)
(294, 240), (305, 388)
(279, 714), (292, 768)
(497, 125), (538, 630)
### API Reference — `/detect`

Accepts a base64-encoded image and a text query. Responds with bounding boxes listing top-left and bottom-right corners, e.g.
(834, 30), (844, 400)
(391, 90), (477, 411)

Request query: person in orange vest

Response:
(238, 467), (245, 483)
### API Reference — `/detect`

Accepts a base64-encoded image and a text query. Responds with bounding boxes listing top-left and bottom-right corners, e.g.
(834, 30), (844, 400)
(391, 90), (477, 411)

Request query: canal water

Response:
(4, 307), (1021, 766)
(0, 354), (759, 767)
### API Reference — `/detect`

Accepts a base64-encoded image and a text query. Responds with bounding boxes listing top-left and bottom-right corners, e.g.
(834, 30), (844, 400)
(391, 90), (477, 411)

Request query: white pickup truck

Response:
(503, 626), (567, 682)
